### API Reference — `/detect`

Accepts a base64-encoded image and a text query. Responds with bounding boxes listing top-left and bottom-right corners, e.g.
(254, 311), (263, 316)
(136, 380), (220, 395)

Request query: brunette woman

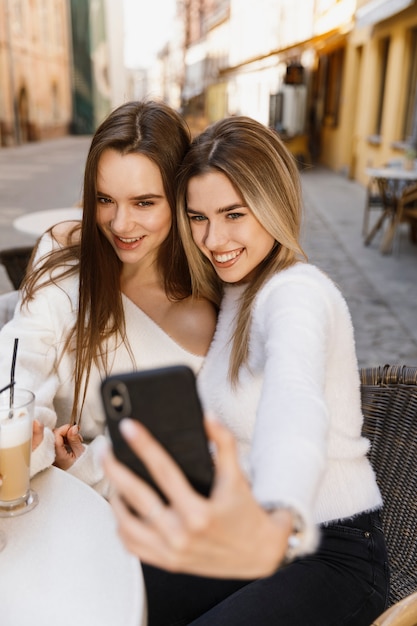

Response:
(0, 101), (216, 496)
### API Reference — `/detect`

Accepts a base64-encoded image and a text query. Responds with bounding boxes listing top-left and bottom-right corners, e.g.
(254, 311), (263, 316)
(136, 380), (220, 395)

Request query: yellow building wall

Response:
(206, 82), (228, 123)
(319, 37), (358, 175)
(353, 7), (417, 183)
(313, 2), (417, 185)
(334, 4), (417, 185)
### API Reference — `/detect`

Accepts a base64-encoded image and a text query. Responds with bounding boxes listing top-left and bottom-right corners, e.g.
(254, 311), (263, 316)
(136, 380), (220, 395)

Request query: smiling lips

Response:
(212, 248), (243, 265)
(114, 234), (145, 250)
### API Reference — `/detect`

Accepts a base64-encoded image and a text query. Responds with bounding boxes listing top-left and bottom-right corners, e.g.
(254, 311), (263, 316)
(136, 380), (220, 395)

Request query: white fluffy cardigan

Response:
(197, 263), (382, 556)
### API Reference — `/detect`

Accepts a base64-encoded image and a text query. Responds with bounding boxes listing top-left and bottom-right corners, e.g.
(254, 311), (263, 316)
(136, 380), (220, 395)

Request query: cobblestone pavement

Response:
(301, 168), (417, 368)
(0, 137), (416, 368)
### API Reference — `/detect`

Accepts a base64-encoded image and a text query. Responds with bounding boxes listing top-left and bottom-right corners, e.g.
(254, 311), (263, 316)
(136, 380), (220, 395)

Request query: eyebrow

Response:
(132, 193), (164, 201)
(186, 203), (246, 215)
(96, 191), (164, 201)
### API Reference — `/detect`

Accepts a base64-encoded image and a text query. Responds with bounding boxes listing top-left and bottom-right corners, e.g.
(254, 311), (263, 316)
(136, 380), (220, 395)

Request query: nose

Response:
(110, 204), (134, 234)
(203, 219), (228, 249)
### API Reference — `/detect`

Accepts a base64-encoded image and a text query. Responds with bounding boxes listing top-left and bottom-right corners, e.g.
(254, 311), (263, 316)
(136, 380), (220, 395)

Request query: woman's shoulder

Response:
(265, 262), (340, 295)
(254, 263), (348, 322)
(174, 296), (217, 356)
(34, 221), (80, 261)
(179, 296), (217, 333)
(23, 224), (80, 309)
(50, 220), (81, 245)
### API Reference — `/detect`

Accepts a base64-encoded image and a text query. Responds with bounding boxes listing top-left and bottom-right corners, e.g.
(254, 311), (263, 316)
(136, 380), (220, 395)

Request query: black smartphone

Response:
(101, 365), (214, 499)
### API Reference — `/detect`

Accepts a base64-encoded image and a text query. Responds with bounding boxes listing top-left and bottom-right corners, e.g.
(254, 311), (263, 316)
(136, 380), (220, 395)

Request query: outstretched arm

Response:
(102, 418), (293, 579)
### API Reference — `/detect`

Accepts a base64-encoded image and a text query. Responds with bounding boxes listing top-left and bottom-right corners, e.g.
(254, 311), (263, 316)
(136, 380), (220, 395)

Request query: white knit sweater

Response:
(0, 233), (203, 497)
(197, 263), (382, 555)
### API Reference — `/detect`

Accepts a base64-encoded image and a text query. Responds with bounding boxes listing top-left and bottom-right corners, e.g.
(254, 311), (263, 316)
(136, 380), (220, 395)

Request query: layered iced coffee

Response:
(0, 389), (38, 516)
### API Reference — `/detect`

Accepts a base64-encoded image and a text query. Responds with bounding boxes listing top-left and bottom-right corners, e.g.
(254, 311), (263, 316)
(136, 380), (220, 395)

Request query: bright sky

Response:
(123, 0), (177, 68)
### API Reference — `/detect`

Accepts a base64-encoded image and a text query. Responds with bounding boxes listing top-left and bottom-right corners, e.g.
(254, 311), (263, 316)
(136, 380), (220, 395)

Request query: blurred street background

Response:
(0, 0), (416, 368)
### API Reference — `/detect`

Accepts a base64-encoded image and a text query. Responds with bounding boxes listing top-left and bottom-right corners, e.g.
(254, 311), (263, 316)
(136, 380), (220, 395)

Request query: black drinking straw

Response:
(9, 338), (18, 415)
(0, 383), (14, 395)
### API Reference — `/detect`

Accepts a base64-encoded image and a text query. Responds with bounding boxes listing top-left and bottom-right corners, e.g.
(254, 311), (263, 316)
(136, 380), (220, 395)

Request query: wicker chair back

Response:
(360, 365), (417, 606)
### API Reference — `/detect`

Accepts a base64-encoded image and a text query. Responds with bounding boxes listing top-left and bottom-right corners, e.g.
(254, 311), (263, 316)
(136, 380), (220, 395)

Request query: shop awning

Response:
(356, 0), (414, 27)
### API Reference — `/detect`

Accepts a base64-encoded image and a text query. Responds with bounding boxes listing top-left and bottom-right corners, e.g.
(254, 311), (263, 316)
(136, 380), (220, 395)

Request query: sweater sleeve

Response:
(0, 293), (65, 431)
(0, 232), (75, 475)
(0, 233), (116, 496)
(30, 426), (56, 477)
(67, 434), (113, 499)
(250, 273), (335, 556)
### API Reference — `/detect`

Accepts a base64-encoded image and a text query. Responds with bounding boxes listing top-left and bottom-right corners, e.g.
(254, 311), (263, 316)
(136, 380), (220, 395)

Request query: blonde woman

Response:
(104, 116), (389, 625)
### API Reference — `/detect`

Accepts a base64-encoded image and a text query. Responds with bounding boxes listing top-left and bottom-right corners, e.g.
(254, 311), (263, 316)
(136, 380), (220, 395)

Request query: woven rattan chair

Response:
(0, 246), (34, 290)
(360, 365), (417, 624)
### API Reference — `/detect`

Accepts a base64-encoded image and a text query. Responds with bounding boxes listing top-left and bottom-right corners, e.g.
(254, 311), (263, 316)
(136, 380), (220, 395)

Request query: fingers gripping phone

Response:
(101, 365), (214, 500)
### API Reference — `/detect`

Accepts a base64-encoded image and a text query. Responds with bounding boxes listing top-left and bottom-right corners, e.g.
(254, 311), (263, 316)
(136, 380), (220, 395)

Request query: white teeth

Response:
(118, 236), (142, 243)
(213, 249), (242, 263)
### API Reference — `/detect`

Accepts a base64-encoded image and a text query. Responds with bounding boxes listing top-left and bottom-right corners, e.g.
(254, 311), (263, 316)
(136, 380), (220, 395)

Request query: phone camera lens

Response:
(105, 381), (131, 417)
(110, 390), (124, 412)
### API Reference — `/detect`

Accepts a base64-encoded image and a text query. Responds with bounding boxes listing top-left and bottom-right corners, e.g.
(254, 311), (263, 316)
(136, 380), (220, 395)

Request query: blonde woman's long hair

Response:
(22, 100), (192, 424)
(177, 115), (307, 383)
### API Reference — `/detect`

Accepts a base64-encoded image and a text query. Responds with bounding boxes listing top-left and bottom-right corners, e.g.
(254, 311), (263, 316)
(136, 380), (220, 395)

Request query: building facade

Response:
(350, 0), (417, 182)
(0, 0), (73, 146)
(0, 0), (126, 146)
(70, 0), (127, 134)
(174, 0), (417, 181)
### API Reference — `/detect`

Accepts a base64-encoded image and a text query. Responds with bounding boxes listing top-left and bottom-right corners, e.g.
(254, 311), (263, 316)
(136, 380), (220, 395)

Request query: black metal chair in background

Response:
(363, 160), (403, 244)
(0, 246), (34, 290)
(363, 176), (386, 238)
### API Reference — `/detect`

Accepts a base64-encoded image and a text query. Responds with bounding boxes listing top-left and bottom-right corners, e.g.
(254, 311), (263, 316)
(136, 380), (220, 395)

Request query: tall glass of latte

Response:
(0, 388), (38, 516)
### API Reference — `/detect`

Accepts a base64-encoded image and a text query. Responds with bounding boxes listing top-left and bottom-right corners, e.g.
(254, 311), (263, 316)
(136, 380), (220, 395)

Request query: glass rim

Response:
(0, 388), (35, 411)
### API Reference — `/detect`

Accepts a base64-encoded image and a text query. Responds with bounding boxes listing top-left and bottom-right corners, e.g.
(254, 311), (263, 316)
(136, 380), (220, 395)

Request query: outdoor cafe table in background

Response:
(0, 465), (146, 626)
(13, 207), (83, 237)
(364, 166), (417, 253)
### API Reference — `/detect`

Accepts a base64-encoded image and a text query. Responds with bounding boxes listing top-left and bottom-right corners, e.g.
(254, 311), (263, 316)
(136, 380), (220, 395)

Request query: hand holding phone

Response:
(101, 365), (214, 500)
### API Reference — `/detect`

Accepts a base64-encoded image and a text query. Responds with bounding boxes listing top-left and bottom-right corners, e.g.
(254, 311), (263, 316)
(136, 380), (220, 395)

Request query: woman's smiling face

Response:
(96, 149), (172, 269)
(186, 171), (275, 283)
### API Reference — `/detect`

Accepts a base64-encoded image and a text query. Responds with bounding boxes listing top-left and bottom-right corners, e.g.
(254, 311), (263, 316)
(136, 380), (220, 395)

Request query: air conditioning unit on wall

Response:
(281, 84), (307, 136)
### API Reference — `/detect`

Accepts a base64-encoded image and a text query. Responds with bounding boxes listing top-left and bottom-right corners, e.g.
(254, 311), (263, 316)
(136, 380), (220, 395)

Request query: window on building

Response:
(30, 0), (37, 43)
(40, 0), (49, 45)
(53, 0), (64, 48)
(403, 28), (417, 146)
(375, 37), (390, 136)
(323, 47), (344, 127)
(11, 0), (24, 36)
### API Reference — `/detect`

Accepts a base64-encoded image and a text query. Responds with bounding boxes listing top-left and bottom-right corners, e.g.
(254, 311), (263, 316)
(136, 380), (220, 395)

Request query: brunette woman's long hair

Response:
(22, 100), (192, 424)
(177, 115), (307, 384)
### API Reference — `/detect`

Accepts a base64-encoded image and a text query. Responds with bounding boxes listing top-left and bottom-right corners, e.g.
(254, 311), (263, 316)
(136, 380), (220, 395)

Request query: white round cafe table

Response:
(13, 207), (83, 237)
(0, 466), (147, 626)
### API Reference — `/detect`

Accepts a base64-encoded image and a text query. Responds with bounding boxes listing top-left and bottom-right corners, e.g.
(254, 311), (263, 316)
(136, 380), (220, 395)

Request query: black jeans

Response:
(142, 511), (390, 626)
